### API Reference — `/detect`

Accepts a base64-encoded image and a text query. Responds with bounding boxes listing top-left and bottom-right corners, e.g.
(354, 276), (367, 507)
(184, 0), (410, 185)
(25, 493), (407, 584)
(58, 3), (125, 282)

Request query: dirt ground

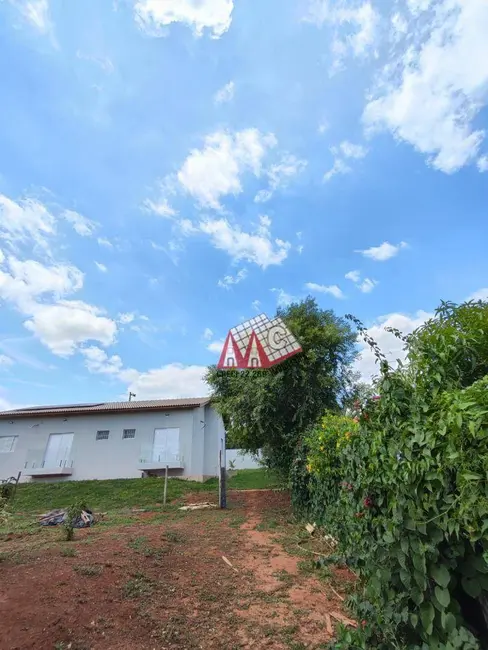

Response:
(0, 490), (355, 650)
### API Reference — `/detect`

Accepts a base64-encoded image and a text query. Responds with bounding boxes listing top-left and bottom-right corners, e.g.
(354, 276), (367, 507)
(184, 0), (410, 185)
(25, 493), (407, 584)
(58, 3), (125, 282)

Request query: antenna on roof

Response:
(128, 392), (136, 402)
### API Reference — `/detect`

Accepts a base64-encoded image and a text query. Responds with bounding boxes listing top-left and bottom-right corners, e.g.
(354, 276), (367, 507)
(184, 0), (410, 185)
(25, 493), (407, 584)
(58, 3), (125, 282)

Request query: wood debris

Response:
(178, 502), (217, 511)
(222, 556), (238, 572)
(325, 613), (333, 635)
(330, 611), (357, 628)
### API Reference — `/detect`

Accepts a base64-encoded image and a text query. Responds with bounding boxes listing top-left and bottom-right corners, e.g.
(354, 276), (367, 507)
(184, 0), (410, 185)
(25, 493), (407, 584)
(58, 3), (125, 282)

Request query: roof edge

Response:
(0, 398), (211, 420)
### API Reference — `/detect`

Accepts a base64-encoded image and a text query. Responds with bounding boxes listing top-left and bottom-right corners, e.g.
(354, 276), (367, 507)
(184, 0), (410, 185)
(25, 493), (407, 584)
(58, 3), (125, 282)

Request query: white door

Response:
(44, 433), (74, 468)
(153, 428), (180, 462)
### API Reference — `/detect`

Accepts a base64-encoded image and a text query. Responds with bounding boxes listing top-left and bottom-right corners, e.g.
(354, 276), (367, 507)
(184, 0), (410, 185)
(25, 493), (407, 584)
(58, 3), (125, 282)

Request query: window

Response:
(44, 433), (74, 468)
(0, 436), (18, 453)
(152, 428), (180, 462)
(123, 429), (136, 439)
(96, 430), (110, 441)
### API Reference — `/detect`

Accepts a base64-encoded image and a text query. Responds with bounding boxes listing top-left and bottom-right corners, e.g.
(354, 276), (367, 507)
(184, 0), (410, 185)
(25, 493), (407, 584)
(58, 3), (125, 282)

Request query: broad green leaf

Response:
(400, 569), (410, 588)
(434, 586), (450, 608)
(420, 602), (435, 635)
(413, 552), (426, 573)
(462, 576), (482, 598)
(412, 587), (424, 605)
(461, 472), (482, 481)
(431, 564), (450, 588)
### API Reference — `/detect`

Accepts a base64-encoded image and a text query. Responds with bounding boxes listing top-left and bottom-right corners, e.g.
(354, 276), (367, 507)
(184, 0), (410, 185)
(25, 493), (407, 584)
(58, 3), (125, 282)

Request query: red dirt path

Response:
(0, 490), (354, 650)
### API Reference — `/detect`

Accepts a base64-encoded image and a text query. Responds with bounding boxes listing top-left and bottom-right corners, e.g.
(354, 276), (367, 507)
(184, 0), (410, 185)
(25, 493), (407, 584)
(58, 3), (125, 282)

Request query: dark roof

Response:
(0, 398), (211, 419)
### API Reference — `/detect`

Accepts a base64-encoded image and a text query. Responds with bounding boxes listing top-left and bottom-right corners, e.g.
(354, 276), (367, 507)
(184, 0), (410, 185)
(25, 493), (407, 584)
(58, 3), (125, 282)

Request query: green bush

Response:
(293, 301), (488, 649)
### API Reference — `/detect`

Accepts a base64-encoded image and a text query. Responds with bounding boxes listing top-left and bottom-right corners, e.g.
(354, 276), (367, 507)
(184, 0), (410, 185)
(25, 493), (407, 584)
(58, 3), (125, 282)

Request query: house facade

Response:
(0, 398), (225, 483)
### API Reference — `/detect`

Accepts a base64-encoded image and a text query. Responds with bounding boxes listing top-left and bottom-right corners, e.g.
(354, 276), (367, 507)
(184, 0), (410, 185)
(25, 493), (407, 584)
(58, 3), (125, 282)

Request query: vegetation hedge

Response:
(292, 301), (488, 649)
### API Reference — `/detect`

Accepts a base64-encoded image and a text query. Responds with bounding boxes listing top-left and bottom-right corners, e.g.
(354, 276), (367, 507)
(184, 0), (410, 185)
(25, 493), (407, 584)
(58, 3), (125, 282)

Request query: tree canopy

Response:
(206, 297), (357, 475)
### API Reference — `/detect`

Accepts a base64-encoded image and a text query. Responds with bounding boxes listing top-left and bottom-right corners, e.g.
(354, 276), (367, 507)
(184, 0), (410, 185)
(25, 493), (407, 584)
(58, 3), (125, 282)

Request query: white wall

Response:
(226, 449), (262, 470)
(203, 405), (226, 478)
(0, 406), (223, 482)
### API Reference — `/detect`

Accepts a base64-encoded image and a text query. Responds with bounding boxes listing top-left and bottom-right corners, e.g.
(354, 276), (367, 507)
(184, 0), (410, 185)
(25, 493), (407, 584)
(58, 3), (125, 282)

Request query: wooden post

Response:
(163, 465), (169, 505)
(219, 448), (226, 509)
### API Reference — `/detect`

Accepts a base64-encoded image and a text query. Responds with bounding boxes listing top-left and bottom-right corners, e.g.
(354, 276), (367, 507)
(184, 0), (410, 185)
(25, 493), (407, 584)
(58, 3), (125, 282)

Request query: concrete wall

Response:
(0, 406), (224, 483)
(226, 449), (262, 470)
(204, 405), (226, 479)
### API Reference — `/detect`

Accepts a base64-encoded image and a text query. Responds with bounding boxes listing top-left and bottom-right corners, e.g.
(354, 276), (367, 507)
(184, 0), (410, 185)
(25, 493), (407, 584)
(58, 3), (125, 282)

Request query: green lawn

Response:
(10, 469), (281, 514)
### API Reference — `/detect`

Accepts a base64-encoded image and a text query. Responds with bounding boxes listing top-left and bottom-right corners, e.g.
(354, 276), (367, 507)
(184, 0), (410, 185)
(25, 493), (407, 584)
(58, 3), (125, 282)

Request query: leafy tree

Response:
(206, 297), (357, 475)
(294, 300), (488, 649)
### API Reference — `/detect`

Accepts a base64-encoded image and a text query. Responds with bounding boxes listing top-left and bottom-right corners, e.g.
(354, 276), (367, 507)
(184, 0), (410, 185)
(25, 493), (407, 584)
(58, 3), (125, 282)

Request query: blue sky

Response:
(0, 0), (487, 408)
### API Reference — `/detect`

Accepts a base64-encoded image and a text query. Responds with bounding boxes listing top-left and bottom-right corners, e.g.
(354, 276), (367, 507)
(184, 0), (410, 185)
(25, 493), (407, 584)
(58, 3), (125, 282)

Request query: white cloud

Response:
(207, 339), (225, 354)
(119, 312), (136, 325)
(478, 156), (488, 172)
(305, 282), (344, 299)
(407, 0), (432, 16)
(97, 237), (113, 248)
(390, 12), (408, 40)
(122, 364), (209, 399)
(217, 268), (248, 289)
(357, 241), (408, 261)
(343, 2), (378, 58)
(8, 0), (52, 35)
(345, 270), (377, 293)
(203, 327), (214, 340)
(76, 51), (114, 74)
(325, 141), (367, 182)
(0, 256), (83, 310)
(0, 355), (14, 368)
(255, 154), (307, 203)
(24, 300), (117, 357)
(306, 1), (379, 69)
(94, 261), (107, 273)
(324, 158), (352, 181)
(143, 198), (177, 218)
(63, 210), (97, 237)
(363, 0), (488, 173)
(358, 277), (378, 293)
(252, 299), (261, 312)
(198, 215), (290, 268)
(81, 346), (123, 375)
(355, 310), (432, 380)
(468, 288), (488, 301)
(0, 194), (56, 251)
(271, 288), (297, 308)
(214, 81), (235, 104)
(345, 270), (361, 282)
(176, 129), (276, 209)
(0, 253), (117, 357)
(318, 120), (330, 135)
(134, 0), (234, 39)
(332, 140), (367, 159)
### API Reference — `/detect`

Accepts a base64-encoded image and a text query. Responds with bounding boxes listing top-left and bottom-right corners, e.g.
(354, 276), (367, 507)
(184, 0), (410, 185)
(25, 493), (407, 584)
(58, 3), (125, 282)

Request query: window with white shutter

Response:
(0, 436), (18, 453)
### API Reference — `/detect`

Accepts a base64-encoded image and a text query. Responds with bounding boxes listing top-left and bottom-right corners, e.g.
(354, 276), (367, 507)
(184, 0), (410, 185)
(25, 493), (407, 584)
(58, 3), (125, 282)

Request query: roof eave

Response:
(0, 400), (211, 420)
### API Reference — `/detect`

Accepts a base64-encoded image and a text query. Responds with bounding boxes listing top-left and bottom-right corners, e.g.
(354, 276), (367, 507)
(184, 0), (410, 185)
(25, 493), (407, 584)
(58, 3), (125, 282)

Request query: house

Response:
(0, 398), (225, 483)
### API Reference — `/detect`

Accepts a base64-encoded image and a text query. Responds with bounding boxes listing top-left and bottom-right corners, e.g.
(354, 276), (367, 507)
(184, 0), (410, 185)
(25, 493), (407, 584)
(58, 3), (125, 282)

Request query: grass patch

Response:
(73, 564), (103, 577)
(123, 573), (155, 599)
(227, 469), (281, 490)
(128, 535), (148, 550)
(255, 518), (279, 532)
(11, 470), (278, 515)
(164, 529), (183, 543)
(228, 515), (246, 528)
(273, 569), (295, 586)
(60, 546), (77, 557)
(297, 559), (332, 581)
